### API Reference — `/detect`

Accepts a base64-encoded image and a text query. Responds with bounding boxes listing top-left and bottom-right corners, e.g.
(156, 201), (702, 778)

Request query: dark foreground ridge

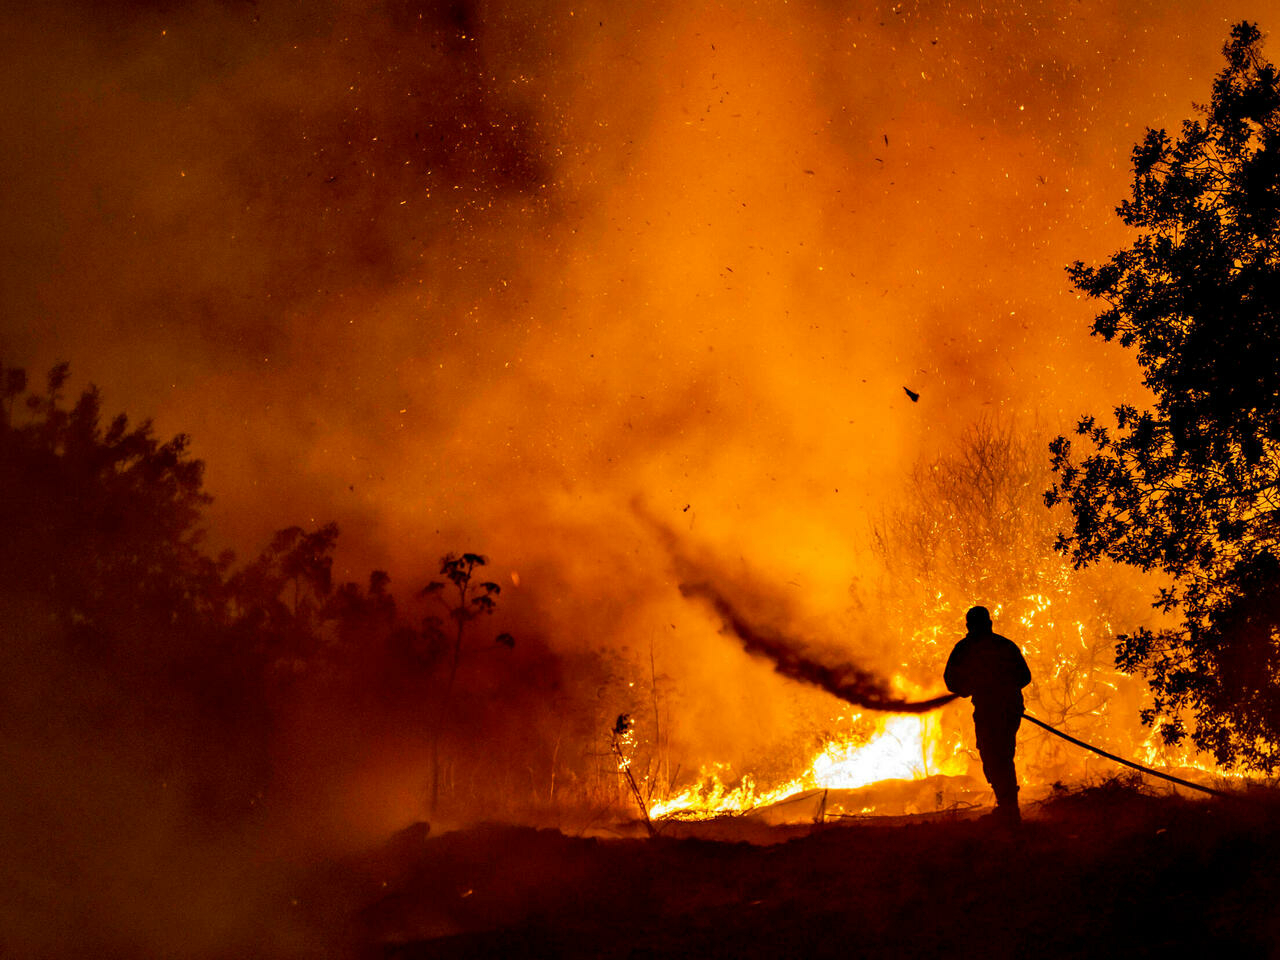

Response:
(315, 782), (1280, 959)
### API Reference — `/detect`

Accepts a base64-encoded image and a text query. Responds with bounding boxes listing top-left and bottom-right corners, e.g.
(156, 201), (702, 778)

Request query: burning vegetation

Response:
(5, 3), (1280, 958)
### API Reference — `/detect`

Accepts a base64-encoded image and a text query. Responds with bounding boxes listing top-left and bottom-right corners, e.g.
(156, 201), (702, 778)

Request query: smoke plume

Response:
(640, 504), (955, 714)
(679, 581), (958, 713)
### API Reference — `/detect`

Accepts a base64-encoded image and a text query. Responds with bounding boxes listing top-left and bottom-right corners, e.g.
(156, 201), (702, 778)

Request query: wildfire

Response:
(646, 581), (1247, 824)
(1134, 723), (1249, 782)
(649, 710), (967, 820)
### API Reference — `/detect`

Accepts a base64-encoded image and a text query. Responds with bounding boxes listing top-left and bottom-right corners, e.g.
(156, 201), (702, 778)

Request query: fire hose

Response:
(1019, 711), (1235, 799)
(671, 577), (1238, 799)
(926, 697), (1234, 798)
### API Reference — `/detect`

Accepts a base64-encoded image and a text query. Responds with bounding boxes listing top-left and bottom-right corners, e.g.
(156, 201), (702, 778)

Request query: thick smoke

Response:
(640, 504), (955, 718)
(0, 0), (1244, 580)
(679, 581), (958, 713)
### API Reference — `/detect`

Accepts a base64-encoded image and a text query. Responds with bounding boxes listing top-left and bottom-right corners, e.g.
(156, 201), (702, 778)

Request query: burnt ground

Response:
(310, 782), (1280, 960)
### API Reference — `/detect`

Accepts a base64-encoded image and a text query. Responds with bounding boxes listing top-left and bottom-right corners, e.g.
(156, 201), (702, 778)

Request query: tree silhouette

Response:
(228, 522), (341, 680)
(420, 552), (504, 689)
(0, 361), (583, 835)
(0, 361), (271, 817)
(326, 569), (397, 645)
(1048, 22), (1280, 770)
(419, 551), (510, 811)
(0, 361), (220, 649)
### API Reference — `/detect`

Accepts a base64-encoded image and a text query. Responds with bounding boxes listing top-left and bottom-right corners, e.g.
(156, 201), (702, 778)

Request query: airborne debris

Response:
(903, 387), (920, 402)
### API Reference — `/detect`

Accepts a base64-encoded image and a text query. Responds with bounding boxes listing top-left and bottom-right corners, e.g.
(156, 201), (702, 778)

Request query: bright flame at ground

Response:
(1135, 723), (1250, 781)
(647, 583), (1248, 824)
(650, 712), (966, 820)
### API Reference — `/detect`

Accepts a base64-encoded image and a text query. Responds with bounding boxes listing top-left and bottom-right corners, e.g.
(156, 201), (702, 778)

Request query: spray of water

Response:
(678, 582), (958, 713)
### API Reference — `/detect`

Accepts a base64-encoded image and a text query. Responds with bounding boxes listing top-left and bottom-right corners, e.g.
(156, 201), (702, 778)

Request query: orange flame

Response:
(651, 709), (966, 820)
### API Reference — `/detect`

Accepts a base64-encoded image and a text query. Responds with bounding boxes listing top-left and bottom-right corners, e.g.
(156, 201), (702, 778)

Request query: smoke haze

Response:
(4, 0), (1265, 578)
(2, 1), (1274, 955)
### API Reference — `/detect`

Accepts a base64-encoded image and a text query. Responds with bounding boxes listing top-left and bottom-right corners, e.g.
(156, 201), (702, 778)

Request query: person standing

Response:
(944, 606), (1032, 826)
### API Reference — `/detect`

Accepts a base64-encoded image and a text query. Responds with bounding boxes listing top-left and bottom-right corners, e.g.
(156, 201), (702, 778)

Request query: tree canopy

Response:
(0, 360), (540, 823)
(1047, 22), (1280, 770)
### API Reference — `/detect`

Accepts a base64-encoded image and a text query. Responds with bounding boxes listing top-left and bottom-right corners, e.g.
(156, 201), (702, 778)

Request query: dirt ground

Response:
(312, 781), (1280, 959)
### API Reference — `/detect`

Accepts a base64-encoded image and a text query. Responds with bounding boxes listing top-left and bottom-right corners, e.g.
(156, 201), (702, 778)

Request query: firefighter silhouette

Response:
(944, 605), (1031, 825)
